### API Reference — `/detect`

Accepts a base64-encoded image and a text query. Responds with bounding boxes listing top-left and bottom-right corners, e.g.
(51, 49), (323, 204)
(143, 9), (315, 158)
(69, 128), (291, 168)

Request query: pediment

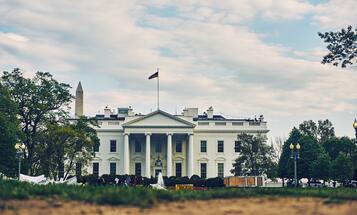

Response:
(122, 110), (195, 128)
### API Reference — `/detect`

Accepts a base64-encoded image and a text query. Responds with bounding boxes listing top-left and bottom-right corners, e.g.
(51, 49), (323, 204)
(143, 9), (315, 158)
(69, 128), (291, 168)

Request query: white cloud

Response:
(0, 0), (356, 139)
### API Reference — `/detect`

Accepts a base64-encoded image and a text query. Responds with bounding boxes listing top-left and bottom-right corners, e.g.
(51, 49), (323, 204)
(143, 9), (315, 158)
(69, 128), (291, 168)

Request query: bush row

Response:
(77, 174), (224, 187)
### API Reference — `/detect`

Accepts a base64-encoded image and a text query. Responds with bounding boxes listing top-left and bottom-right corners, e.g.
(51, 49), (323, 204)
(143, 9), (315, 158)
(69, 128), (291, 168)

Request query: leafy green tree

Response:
(317, 119), (335, 142)
(231, 133), (276, 177)
(1, 68), (73, 174)
(318, 26), (356, 68)
(310, 153), (331, 183)
(330, 153), (354, 182)
(278, 127), (302, 185)
(322, 137), (355, 160)
(0, 84), (20, 176)
(299, 120), (318, 138)
(37, 117), (99, 179)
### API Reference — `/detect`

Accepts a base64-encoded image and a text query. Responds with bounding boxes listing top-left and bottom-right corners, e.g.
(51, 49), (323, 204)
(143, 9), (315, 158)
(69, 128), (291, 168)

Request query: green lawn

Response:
(0, 179), (356, 207)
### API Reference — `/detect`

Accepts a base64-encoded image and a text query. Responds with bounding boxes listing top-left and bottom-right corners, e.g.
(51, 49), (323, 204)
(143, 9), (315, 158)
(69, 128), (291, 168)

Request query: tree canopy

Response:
(318, 26), (357, 68)
(1, 68), (73, 174)
(231, 133), (276, 177)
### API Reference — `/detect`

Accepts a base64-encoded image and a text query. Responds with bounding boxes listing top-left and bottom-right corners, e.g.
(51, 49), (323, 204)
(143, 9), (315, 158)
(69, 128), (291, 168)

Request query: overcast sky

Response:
(1, 0), (357, 140)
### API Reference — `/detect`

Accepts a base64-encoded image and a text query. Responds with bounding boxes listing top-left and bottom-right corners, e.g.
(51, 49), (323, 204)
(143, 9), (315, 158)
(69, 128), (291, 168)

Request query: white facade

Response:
(89, 107), (268, 178)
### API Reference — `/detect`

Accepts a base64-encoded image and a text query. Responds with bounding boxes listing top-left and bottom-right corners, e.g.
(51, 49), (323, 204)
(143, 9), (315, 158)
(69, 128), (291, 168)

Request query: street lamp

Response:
(14, 143), (26, 180)
(353, 119), (357, 145)
(290, 143), (300, 187)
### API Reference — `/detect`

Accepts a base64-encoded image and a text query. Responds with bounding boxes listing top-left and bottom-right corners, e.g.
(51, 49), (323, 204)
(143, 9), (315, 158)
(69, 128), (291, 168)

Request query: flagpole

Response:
(157, 68), (159, 110)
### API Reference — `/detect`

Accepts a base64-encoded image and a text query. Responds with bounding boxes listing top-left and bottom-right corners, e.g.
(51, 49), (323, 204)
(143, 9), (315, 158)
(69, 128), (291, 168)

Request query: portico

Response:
(122, 110), (195, 177)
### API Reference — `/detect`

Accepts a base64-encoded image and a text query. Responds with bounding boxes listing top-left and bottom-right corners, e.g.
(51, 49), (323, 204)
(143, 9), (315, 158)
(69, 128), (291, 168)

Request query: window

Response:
(93, 142), (100, 153)
(200, 163), (207, 178)
(135, 162), (141, 176)
(155, 142), (162, 153)
(110, 162), (116, 175)
(198, 122), (209, 126)
(110, 140), (116, 152)
(215, 122), (226, 126)
(75, 162), (81, 176)
(235, 141), (241, 152)
(232, 122), (244, 126)
(200, 140), (207, 153)
(249, 122), (260, 126)
(176, 141), (182, 153)
(135, 141), (141, 152)
(93, 162), (99, 176)
(175, 163), (182, 177)
(217, 163), (224, 178)
(217, 140), (224, 153)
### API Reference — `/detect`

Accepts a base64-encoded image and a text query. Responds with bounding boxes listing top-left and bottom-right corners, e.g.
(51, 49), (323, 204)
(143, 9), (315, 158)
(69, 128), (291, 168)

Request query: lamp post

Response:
(290, 143), (300, 187)
(14, 143), (26, 180)
(353, 119), (357, 145)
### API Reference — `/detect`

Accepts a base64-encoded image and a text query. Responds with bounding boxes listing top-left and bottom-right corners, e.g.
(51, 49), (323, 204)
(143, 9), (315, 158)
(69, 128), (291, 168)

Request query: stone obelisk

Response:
(75, 81), (83, 118)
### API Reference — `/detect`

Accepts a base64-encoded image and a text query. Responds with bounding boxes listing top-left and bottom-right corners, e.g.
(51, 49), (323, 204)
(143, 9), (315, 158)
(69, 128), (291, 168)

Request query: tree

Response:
(278, 127), (302, 185)
(310, 153), (331, 183)
(231, 133), (276, 177)
(37, 117), (99, 179)
(317, 119), (335, 142)
(1, 68), (73, 174)
(298, 120), (317, 138)
(0, 84), (20, 176)
(330, 153), (354, 182)
(318, 26), (357, 68)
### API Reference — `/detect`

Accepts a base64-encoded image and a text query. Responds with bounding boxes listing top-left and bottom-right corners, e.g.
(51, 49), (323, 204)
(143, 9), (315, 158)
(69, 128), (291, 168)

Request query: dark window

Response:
(135, 141), (141, 152)
(200, 163), (207, 178)
(155, 142), (162, 153)
(200, 140), (207, 153)
(93, 142), (100, 152)
(75, 162), (81, 176)
(217, 141), (224, 153)
(175, 163), (182, 177)
(135, 162), (141, 176)
(93, 162), (99, 176)
(110, 140), (116, 152)
(110, 162), (116, 175)
(235, 141), (241, 152)
(217, 163), (224, 178)
(176, 141), (182, 153)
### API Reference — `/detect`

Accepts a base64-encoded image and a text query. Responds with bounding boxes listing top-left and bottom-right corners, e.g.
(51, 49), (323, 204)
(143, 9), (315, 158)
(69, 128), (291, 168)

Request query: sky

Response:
(0, 0), (357, 141)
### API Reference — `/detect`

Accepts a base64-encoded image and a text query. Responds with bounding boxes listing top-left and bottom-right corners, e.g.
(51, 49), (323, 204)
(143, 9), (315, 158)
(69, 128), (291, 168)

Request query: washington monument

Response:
(75, 81), (83, 118)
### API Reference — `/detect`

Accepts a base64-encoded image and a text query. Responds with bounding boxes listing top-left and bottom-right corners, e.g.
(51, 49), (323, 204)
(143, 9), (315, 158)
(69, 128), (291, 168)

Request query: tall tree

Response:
(231, 133), (276, 177)
(298, 120), (317, 138)
(318, 26), (357, 68)
(310, 152), (331, 183)
(322, 136), (355, 160)
(1, 68), (73, 174)
(330, 153), (354, 182)
(0, 84), (19, 176)
(278, 127), (302, 184)
(317, 119), (335, 142)
(37, 117), (99, 179)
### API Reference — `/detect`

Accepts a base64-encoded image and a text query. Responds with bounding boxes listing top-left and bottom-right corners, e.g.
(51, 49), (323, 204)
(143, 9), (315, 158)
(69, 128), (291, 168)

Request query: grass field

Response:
(0, 179), (356, 207)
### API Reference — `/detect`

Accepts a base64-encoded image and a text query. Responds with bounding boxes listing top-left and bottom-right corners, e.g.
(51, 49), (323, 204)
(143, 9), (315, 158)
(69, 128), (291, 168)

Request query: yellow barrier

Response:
(175, 184), (194, 190)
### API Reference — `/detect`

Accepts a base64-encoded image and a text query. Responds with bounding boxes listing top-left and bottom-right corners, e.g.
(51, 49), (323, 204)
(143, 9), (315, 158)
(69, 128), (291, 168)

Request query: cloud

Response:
(0, 0), (356, 139)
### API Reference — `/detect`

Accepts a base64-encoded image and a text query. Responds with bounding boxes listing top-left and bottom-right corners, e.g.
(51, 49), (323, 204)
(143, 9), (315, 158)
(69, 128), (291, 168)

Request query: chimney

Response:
(207, 106), (213, 119)
(104, 106), (112, 118)
(75, 82), (83, 118)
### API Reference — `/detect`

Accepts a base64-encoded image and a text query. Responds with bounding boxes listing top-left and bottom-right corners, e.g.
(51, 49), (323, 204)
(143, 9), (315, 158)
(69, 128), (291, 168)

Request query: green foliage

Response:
(36, 117), (99, 179)
(231, 133), (276, 177)
(0, 84), (19, 177)
(298, 119), (335, 141)
(322, 137), (355, 160)
(330, 153), (354, 182)
(1, 68), (73, 175)
(310, 153), (331, 181)
(318, 26), (357, 68)
(0, 179), (357, 207)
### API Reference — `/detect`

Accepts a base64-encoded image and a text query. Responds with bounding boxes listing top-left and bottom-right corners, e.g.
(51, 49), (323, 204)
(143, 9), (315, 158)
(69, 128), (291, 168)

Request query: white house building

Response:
(88, 106), (268, 179)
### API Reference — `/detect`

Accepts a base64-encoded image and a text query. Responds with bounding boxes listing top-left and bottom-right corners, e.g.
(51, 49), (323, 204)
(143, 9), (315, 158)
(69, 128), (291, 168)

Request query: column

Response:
(187, 133), (194, 177)
(145, 133), (151, 178)
(166, 133), (172, 177)
(124, 133), (130, 174)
